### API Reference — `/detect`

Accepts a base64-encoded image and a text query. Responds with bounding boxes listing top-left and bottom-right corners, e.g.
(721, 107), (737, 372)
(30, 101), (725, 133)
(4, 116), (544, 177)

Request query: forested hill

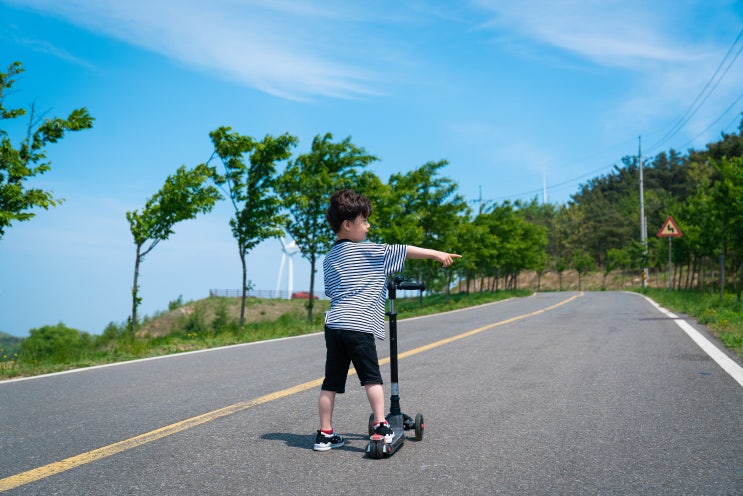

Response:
(518, 125), (743, 297)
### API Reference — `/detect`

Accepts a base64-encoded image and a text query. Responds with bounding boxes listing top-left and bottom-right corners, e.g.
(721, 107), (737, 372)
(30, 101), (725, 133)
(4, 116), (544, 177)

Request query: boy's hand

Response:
(437, 252), (462, 267)
(405, 246), (462, 267)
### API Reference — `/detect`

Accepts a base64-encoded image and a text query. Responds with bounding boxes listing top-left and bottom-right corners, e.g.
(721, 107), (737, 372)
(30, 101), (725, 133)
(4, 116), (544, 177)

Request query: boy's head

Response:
(326, 189), (372, 234)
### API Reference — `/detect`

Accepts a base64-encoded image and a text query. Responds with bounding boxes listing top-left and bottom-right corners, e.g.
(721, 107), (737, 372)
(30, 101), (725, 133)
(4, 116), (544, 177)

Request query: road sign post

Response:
(657, 216), (683, 290)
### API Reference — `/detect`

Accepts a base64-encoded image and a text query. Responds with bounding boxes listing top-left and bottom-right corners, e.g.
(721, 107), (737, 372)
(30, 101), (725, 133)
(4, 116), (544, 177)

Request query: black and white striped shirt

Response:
(323, 240), (407, 339)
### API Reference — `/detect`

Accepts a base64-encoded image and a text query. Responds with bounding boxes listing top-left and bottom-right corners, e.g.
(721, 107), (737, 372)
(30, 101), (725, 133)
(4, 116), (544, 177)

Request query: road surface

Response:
(1, 291), (742, 495)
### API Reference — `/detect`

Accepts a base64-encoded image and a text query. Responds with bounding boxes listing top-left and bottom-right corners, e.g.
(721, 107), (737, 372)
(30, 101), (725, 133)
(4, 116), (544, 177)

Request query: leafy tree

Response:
(206, 127), (297, 328)
(456, 214), (491, 293)
(710, 156), (743, 299)
(372, 161), (468, 292)
(19, 323), (90, 364)
(0, 61), (94, 239)
(572, 250), (596, 291)
(126, 164), (221, 332)
(276, 133), (377, 322)
(606, 246), (631, 288)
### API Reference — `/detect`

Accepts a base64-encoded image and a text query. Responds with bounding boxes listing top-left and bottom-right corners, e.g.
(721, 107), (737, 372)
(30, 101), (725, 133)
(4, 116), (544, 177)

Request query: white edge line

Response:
(635, 292), (743, 388)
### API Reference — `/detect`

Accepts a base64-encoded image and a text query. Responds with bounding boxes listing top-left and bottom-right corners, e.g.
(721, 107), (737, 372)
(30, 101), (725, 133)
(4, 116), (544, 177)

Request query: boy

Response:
(314, 188), (461, 451)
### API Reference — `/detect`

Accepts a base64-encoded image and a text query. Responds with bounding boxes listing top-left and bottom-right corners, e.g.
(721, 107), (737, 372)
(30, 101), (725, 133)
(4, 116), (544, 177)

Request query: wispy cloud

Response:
(470, 0), (708, 68)
(0, 21), (95, 70)
(470, 0), (743, 149)
(4, 0), (392, 100)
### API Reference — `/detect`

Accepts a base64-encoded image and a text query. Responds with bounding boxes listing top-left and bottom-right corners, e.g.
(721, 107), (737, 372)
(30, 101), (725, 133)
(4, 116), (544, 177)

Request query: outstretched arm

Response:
(406, 246), (462, 267)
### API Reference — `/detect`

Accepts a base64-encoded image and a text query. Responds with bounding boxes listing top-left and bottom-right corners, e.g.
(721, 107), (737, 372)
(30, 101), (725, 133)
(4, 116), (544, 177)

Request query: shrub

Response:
(19, 323), (89, 364)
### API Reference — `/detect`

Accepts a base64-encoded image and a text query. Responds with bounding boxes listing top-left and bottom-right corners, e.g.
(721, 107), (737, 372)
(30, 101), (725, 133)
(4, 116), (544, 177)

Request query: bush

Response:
(19, 323), (89, 364)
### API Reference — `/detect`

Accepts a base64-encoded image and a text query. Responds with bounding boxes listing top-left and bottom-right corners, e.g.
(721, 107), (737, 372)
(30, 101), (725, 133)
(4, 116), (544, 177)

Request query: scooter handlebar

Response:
(396, 281), (426, 291)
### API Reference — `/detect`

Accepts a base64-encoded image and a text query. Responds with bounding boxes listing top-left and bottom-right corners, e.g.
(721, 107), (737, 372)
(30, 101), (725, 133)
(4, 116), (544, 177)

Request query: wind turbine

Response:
(276, 236), (301, 299)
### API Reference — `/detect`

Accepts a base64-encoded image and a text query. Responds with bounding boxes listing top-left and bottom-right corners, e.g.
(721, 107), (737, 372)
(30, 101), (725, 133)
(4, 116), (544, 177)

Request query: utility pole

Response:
(639, 136), (648, 287)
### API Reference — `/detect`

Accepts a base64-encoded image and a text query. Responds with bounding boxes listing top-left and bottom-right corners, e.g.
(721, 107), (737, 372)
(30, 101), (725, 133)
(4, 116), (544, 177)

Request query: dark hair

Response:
(326, 189), (372, 233)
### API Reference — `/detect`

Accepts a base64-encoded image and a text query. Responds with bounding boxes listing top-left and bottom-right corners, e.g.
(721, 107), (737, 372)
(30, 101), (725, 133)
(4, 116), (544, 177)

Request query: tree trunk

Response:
(130, 244), (142, 333)
(307, 254), (316, 323)
(719, 247), (726, 299)
(445, 271), (451, 304)
(239, 248), (247, 329)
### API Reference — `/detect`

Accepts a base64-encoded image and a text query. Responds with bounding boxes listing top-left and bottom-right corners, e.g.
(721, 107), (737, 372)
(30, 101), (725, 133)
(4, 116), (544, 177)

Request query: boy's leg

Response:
(365, 383), (386, 425)
(318, 389), (336, 431)
(366, 383), (394, 443)
(315, 389), (345, 451)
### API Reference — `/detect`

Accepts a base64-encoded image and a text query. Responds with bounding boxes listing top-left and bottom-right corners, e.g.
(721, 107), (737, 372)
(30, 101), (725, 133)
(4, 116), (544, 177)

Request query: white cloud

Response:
(4, 0), (385, 100)
(469, 0), (743, 151)
(471, 0), (708, 68)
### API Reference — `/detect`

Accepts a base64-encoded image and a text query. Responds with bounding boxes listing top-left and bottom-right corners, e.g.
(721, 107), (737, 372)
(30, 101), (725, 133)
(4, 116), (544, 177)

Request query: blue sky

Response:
(1, 0), (742, 337)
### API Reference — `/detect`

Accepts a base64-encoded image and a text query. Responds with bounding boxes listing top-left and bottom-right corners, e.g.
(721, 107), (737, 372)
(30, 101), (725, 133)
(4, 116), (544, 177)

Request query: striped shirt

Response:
(323, 240), (407, 340)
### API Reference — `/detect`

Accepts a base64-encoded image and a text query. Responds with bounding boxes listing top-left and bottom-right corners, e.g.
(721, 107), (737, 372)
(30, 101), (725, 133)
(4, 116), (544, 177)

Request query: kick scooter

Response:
(367, 276), (425, 459)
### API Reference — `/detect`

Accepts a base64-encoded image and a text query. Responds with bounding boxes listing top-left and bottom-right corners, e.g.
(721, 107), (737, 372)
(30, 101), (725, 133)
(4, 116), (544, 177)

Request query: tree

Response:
(710, 156), (743, 300)
(572, 250), (596, 291)
(126, 164), (221, 332)
(277, 133), (378, 322)
(0, 61), (94, 240)
(19, 323), (90, 364)
(372, 161), (468, 292)
(207, 127), (297, 328)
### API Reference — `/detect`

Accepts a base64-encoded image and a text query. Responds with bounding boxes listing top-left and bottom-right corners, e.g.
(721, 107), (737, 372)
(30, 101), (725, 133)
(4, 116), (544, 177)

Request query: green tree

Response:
(0, 61), (94, 239)
(372, 161), (468, 292)
(207, 127), (297, 328)
(19, 323), (90, 364)
(126, 164), (221, 332)
(276, 133), (378, 322)
(572, 250), (596, 291)
(456, 215), (491, 293)
(606, 247), (631, 289)
(710, 156), (743, 299)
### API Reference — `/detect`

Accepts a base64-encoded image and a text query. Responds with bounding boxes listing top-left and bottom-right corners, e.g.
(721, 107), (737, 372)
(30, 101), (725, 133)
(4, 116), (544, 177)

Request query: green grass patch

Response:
(638, 288), (743, 359)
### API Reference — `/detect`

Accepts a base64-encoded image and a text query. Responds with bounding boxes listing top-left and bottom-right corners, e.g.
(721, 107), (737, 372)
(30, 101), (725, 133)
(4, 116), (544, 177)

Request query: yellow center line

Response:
(0, 292), (582, 492)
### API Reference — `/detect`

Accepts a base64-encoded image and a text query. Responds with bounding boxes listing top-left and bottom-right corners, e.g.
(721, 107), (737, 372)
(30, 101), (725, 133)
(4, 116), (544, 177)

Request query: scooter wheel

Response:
(368, 413), (375, 436)
(414, 413), (424, 441)
(369, 438), (384, 459)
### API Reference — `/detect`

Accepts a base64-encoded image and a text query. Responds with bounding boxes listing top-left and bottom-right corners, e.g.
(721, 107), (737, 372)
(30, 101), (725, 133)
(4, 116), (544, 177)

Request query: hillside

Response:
(136, 296), (330, 338)
(0, 332), (23, 357)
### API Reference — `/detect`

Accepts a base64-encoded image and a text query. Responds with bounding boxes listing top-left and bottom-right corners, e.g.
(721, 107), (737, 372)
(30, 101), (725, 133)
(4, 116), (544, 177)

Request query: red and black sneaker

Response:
(372, 422), (394, 444)
(313, 430), (345, 451)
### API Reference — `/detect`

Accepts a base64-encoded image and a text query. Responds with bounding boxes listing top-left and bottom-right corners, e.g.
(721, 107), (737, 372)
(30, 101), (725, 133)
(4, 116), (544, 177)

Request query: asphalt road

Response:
(1, 291), (742, 495)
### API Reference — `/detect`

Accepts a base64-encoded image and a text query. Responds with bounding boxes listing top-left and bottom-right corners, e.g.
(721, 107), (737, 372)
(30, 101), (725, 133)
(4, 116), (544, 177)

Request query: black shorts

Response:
(321, 326), (383, 393)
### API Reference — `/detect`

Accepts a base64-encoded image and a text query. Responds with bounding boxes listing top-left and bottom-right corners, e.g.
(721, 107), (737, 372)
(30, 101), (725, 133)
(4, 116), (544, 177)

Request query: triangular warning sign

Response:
(657, 216), (682, 238)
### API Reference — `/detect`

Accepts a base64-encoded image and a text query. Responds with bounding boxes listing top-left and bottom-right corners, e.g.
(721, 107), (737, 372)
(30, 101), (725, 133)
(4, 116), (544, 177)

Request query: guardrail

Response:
(209, 289), (326, 299)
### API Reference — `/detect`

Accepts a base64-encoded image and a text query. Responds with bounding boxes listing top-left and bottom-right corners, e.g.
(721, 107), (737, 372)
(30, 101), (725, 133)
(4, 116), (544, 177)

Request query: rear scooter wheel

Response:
(369, 437), (385, 459)
(414, 413), (424, 441)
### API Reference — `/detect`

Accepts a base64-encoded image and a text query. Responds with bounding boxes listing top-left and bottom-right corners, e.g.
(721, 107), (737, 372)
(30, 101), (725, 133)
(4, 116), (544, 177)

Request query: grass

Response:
(638, 288), (743, 359)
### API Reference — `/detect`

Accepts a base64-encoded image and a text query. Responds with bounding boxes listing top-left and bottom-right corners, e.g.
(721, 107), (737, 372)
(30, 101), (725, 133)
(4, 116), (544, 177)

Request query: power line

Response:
(675, 90), (743, 151)
(648, 27), (743, 154)
(471, 28), (743, 207)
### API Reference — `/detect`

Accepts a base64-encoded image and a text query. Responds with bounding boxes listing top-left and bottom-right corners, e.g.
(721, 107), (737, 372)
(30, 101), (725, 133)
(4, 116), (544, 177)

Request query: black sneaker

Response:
(313, 430), (345, 451)
(372, 422), (394, 444)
